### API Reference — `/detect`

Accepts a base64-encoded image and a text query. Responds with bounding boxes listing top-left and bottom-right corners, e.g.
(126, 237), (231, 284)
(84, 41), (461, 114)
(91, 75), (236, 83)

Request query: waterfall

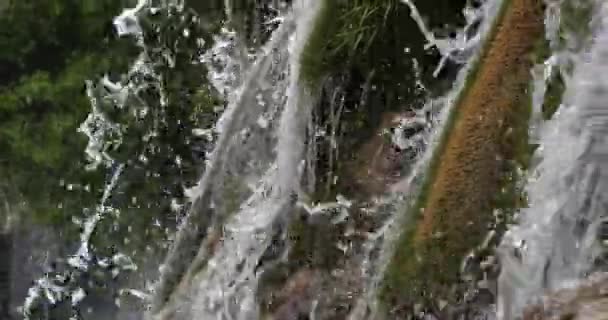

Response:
(497, 0), (608, 318)
(17, 0), (608, 318)
(148, 1), (323, 319)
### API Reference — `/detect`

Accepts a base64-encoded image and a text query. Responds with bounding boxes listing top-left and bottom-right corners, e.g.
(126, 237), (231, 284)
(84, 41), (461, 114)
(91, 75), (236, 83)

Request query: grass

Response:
(379, 0), (546, 314)
(300, 0), (398, 90)
(299, 0), (336, 90)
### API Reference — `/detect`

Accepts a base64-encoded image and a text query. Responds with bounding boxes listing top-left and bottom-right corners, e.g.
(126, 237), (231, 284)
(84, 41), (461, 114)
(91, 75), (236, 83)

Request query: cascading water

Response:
(497, 0), (608, 318)
(17, 0), (608, 319)
(148, 1), (323, 319)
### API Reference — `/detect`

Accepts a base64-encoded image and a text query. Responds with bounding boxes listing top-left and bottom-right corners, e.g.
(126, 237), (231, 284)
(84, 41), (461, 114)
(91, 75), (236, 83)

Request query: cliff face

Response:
(382, 0), (545, 315)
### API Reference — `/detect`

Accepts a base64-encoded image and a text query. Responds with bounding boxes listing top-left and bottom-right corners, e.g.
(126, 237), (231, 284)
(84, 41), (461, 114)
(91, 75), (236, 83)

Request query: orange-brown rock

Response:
(383, 0), (545, 310)
(414, 0), (543, 254)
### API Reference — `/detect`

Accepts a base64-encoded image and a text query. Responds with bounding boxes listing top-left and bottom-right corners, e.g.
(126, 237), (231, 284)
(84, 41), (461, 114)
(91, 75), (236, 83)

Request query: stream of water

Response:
(19, 0), (508, 318)
(497, 0), (608, 318)
(13, 0), (608, 319)
(148, 1), (322, 318)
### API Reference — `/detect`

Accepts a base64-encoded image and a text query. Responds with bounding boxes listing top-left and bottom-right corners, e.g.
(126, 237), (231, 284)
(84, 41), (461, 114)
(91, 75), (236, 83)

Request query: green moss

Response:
(532, 36), (551, 65)
(300, 0), (337, 89)
(542, 71), (565, 120)
(528, 25), (566, 121)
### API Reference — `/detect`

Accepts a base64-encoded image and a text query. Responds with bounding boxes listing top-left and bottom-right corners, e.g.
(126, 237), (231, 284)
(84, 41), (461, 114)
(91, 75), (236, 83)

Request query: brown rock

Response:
(350, 111), (417, 197)
(271, 269), (317, 320)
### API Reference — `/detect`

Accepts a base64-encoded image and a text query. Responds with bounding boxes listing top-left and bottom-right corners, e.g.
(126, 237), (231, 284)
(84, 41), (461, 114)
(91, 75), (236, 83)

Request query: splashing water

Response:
(497, 0), (608, 318)
(22, 0), (608, 319)
(147, 1), (323, 319)
(400, 0), (499, 77)
(21, 0), (181, 317)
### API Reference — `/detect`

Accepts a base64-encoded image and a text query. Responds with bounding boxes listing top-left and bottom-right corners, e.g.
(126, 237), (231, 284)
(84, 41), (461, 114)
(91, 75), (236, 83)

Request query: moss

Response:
(557, 0), (594, 50)
(300, 0), (398, 90)
(299, 0), (338, 89)
(380, 0), (545, 314)
(542, 71), (566, 120)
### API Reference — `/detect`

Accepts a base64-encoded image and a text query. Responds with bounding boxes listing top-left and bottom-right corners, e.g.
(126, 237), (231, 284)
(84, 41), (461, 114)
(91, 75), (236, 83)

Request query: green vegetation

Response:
(300, 0), (469, 203)
(533, 25), (565, 121)
(6, 1), (228, 316)
(0, 0), (136, 226)
(301, 0), (398, 87)
(0, 0), (223, 256)
(299, 0), (337, 89)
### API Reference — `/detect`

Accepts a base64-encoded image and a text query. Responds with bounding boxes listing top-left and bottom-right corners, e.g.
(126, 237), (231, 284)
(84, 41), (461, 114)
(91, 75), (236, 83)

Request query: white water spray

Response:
(497, 1), (608, 318)
(148, 1), (323, 319)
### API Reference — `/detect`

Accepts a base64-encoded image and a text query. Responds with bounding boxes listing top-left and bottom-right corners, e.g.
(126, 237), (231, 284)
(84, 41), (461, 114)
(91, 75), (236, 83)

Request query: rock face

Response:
(271, 269), (317, 320)
(350, 111), (423, 197)
(522, 273), (608, 320)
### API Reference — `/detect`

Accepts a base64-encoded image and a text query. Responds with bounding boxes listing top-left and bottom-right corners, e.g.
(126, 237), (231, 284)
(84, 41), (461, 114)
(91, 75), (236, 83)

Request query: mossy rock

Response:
(380, 0), (546, 315)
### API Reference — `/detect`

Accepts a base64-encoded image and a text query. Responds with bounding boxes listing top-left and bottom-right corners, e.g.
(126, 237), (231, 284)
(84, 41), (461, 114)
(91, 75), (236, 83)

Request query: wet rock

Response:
(350, 111), (422, 197)
(270, 269), (317, 320)
(312, 262), (364, 320)
(522, 272), (608, 320)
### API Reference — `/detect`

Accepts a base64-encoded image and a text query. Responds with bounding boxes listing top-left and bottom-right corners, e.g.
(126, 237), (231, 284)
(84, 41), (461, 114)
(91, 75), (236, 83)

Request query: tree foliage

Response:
(0, 0), (221, 249)
(0, 0), (138, 225)
(3, 0), (227, 317)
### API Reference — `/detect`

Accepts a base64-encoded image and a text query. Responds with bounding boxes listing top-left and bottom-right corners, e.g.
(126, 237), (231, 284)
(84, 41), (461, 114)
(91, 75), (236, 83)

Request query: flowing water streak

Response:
(21, 164), (125, 319)
(497, 1), (608, 318)
(346, 0), (506, 318)
(203, 1), (250, 102)
(149, 14), (295, 313)
(400, 0), (490, 77)
(205, 1), (286, 104)
(149, 1), (323, 318)
(21, 1), (176, 316)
